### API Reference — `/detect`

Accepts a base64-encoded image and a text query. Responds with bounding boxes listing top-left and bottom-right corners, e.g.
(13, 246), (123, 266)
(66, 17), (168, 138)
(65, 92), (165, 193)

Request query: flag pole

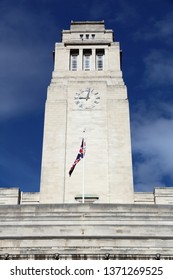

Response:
(82, 151), (85, 203)
(82, 129), (85, 203)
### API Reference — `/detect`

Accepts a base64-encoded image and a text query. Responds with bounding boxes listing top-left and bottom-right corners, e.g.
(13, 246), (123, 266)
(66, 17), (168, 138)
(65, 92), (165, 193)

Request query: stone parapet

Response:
(0, 188), (20, 205)
(134, 192), (154, 204)
(21, 192), (39, 204)
(154, 187), (173, 204)
(1, 187), (173, 205)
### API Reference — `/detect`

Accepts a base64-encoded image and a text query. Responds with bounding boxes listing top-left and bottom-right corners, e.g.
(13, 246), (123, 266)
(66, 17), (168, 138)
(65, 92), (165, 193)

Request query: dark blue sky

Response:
(0, 0), (173, 192)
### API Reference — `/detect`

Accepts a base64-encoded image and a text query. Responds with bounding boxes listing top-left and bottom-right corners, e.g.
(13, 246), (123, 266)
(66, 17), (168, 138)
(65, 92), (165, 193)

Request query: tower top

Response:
(70, 20), (105, 31)
(62, 20), (114, 45)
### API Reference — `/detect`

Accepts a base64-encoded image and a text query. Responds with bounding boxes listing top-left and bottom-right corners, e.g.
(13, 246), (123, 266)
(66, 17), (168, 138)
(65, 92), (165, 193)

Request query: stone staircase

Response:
(0, 203), (173, 258)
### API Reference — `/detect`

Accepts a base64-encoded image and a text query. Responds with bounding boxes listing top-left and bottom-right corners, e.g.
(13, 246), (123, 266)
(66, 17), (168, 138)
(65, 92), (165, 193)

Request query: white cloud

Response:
(0, 4), (57, 120)
(132, 104), (173, 192)
(88, 0), (138, 25)
(112, 0), (138, 24)
(88, 0), (112, 19)
(143, 49), (173, 86)
(0, 44), (50, 120)
(0, 145), (40, 191)
(134, 12), (173, 45)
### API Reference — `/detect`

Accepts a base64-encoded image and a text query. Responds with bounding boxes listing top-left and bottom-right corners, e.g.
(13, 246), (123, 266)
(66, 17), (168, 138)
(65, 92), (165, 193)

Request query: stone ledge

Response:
(0, 253), (168, 260)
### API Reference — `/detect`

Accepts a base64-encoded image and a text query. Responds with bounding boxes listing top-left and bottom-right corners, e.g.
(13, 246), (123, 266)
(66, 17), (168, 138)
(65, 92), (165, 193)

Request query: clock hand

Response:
(86, 89), (91, 101)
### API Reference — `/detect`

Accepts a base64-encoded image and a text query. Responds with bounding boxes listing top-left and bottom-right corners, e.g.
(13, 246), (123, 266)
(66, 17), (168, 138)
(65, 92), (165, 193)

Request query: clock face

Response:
(74, 88), (100, 109)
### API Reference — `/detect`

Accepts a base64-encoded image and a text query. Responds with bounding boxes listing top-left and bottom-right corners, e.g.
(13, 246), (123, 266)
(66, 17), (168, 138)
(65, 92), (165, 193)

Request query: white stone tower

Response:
(40, 21), (134, 203)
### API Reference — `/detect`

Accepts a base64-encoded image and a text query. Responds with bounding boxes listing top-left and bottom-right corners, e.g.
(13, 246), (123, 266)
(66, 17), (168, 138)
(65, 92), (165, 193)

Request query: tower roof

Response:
(62, 20), (113, 44)
(70, 20), (105, 32)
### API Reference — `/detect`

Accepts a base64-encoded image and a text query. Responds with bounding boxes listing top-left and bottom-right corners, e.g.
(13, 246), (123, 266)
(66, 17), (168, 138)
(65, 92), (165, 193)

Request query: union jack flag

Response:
(69, 138), (86, 177)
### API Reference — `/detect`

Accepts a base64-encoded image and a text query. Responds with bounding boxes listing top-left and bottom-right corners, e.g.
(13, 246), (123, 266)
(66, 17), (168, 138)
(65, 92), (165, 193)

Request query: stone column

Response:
(91, 48), (96, 70)
(79, 48), (83, 70)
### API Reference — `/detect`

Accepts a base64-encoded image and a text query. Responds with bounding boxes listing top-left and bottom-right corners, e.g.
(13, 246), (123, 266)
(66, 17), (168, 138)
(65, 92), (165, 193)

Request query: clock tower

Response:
(40, 21), (134, 203)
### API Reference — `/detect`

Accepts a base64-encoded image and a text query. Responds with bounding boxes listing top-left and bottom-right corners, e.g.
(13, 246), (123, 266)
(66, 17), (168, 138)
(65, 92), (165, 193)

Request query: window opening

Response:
(83, 49), (92, 71)
(96, 49), (105, 71)
(70, 49), (79, 71)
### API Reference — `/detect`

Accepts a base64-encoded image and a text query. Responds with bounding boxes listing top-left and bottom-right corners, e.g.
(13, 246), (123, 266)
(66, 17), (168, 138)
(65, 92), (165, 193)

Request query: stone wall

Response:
(1, 187), (173, 205)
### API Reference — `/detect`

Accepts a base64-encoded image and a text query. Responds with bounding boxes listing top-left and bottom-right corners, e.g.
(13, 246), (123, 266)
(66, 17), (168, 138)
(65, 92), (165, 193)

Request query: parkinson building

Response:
(0, 21), (173, 260)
